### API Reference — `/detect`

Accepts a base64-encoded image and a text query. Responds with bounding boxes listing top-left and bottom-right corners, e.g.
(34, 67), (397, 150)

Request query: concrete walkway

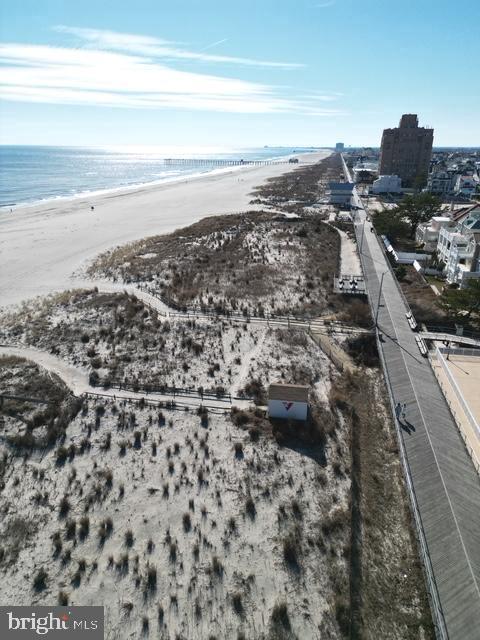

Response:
(349, 176), (480, 638)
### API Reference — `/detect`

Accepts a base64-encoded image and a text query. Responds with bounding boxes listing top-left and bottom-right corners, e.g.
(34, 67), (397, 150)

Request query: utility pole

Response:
(359, 218), (366, 254)
(375, 271), (387, 327)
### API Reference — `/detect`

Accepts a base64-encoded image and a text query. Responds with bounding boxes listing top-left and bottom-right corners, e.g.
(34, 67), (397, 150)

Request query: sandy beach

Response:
(0, 151), (329, 309)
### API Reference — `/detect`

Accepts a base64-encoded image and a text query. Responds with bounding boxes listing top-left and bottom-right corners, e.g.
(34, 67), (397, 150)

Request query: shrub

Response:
(270, 602), (291, 631)
(125, 529), (134, 547)
(98, 517), (113, 543)
(146, 565), (157, 591)
(282, 533), (300, 570)
(211, 555), (223, 577)
(248, 426), (260, 442)
(291, 500), (302, 520)
(33, 568), (48, 591)
(56, 446), (68, 465)
(65, 519), (76, 540)
(58, 496), (71, 518)
(232, 592), (243, 615)
(231, 409), (249, 426)
(91, 357), (102, 369)
(182, 513), (191, 533)
(345, 333), (379, 368)
(234, 442), (244, 459)
(245, 496), (256, 520)
(100, 432), (111, 451)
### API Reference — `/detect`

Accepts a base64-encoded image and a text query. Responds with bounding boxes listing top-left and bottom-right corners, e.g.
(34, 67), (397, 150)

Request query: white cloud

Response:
(0, 30), (345, 116)
(54, 26), (304, 69)
(313, 1), (337, 8)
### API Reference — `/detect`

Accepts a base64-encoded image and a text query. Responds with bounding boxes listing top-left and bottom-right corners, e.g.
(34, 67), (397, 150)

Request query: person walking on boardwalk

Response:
(395, 402), (402, 419)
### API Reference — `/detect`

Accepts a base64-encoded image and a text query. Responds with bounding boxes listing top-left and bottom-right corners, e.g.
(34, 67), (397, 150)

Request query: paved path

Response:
(346, 166), (480, 638)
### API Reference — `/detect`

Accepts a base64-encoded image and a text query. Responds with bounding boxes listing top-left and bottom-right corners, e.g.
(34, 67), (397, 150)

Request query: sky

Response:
(0, 0), (479, 148)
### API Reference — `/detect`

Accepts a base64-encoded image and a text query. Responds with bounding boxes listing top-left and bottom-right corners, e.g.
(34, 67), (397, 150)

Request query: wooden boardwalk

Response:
(352, 199), (480, 639)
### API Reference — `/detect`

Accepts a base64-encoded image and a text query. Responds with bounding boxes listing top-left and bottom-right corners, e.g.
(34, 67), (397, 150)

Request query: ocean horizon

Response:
(0, 145), (320, 209)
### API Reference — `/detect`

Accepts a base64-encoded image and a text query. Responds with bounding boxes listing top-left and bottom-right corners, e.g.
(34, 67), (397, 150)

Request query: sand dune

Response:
(0, 151), (329, 309)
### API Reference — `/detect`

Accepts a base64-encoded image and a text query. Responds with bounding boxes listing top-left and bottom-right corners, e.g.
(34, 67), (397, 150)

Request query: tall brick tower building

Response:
(379, 114), (433, 187)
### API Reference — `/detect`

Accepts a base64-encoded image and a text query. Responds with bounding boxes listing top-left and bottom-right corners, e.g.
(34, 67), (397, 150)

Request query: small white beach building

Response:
(268, 383), (309, 421)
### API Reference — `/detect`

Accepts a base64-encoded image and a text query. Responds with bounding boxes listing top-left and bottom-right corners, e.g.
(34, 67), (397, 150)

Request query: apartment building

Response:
(379, 114), (433, 187)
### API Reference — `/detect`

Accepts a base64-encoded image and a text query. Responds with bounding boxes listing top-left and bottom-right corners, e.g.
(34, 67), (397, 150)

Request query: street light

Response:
(359, 218), (366, 254)
(375, 270), (388, 327)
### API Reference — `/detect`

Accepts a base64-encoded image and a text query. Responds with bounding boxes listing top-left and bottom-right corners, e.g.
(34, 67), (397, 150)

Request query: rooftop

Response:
(329, 182), (354, 191)
(268, 383), (309, 403)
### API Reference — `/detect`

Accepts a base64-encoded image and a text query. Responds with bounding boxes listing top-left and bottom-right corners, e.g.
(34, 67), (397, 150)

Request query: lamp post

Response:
(359, 218), (366, 254)
(375, 271), (388, 327)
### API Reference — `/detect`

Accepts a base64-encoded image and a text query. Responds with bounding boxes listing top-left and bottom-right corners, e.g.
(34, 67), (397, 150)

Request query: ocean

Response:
(0, 145), (318, 208)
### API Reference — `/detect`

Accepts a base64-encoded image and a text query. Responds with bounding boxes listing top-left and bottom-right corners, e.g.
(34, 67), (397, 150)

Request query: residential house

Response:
(437, 211), (480, 286)
(426, 168), (458, 196)
(416, 216), (453, 251)
(370, 174), (402, 194)
(454, 175), (478, 198)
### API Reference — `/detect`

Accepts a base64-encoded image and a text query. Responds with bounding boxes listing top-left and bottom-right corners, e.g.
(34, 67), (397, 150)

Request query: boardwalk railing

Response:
(82, 391), (233, 413)
(91, 379), (248, 404)
(131, 282), (373, 334)
(425, 325), (480, 342)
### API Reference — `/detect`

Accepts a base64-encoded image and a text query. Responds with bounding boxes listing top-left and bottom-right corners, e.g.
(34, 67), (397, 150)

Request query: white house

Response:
(268, 383), (309, 421)
(437, 211), (480, 286)
(416, 216), (452, 252)
(352, 162), (378, 183)
(454, 175), (478, 198)
(425, 168), (457, 195)
(370, 175), (402, 194)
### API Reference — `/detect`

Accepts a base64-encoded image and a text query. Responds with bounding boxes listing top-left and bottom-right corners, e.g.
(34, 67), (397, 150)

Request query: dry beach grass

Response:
(0, 155), (433, 638)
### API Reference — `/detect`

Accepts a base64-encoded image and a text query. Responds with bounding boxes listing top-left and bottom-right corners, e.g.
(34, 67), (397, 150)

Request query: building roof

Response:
(464, 217), (480, 231)
(329, 182), (354, 191)
(452, 204), (480, 222)
(268, 383), (309, 403)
